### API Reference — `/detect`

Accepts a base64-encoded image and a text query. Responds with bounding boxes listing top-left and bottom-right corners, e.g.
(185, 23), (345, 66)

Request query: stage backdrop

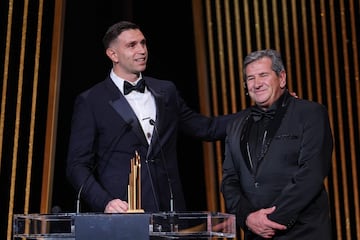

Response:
(0, 0), (359, 239)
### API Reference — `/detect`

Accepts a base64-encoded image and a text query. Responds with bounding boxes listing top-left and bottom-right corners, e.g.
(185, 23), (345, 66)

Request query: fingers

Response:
(104, 199), (129, 213)
(246, 207), (287, 238)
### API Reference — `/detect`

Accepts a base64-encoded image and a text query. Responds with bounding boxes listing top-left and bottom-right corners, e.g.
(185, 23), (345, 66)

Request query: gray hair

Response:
(243, 49), (285, 79)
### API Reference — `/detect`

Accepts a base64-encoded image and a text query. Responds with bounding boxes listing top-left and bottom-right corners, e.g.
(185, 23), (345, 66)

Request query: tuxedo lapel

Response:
(145, 82), (166, 159)
(109, 97), (148, 147)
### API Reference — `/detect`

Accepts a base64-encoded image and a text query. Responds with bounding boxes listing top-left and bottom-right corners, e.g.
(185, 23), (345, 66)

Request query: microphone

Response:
(75, 120), (132, 214)
(149, 119), (174, 212)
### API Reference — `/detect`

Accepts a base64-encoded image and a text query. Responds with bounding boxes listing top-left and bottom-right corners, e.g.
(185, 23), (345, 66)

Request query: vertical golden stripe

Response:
(253, 0), (262, 49)
(329, 0), (351, 238)
(290, 1), (303, 95)
(320, 1), (344, 239)
(224, 0), (237, 113)
(2, 0), (14, 236)
(0, 0), (14, 173)
(349, 0), (360, 129)
(348, 0), (360, 235)
(206, 0), (219, 116)
(40, 0), (66, 214)
(300, 1), (313, 100)
(310, 1), (323, 102)
(206, 0), (221, 211)
(281, 0), (294, 92)
(192, 0), (218, 212)
(233, 0), (246, 110)
(7, 0), (30, 239)
(243, 1), (252, 53)
(215, 0), (229, 112)
(262, 0), (270, 48)
(205, 2), (225, 202)
(214, 0), (228, 212)
(313, 1), (341, 237)
(25, 0), (44, 215)
(339, 0), (360, 238)
(272, 0), (281, 51)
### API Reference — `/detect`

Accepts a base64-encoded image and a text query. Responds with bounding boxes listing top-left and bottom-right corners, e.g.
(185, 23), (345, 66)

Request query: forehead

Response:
(245, 57), (272, 74)
(116, 29), (145, 44)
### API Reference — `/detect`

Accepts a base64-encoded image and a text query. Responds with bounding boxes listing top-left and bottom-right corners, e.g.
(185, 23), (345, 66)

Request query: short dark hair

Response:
(102, 21), (141, 49)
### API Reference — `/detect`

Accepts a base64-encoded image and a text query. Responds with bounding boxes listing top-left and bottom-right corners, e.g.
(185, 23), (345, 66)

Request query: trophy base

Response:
(126, 209), (145, 213)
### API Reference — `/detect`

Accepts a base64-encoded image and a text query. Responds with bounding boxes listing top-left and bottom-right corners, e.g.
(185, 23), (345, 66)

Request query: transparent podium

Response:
(13, 211), (236, 239)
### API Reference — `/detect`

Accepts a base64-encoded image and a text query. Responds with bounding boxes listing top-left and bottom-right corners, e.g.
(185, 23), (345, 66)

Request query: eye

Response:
(246, 76), (255, 82)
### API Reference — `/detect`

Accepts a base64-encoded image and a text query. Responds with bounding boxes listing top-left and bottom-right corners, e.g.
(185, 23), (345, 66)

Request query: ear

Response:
(106, 48), (118, 63)
(279, 70), (287, 88)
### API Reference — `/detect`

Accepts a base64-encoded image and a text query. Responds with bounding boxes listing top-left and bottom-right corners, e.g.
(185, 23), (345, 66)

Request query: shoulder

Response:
(288, 97), (330, 125)
(76, 77), (117, 101)
(291, 97), (328, 113)
(143, 76), (176, 88)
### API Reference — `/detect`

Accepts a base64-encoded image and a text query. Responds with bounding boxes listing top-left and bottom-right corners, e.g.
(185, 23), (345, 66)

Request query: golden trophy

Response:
(127, 151), (144, 213)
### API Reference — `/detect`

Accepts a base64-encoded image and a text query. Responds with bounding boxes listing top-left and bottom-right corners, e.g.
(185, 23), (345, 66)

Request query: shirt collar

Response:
(110, 69), (143, 95)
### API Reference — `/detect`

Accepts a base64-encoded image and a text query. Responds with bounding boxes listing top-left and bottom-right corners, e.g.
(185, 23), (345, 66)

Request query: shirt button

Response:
(147, 132), (152, 139)
(254, 182), (260, 188)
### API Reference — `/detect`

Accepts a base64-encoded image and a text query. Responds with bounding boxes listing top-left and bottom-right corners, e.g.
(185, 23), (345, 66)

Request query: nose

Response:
(253, 77), (263, 88)
(137, 44), (147, 53)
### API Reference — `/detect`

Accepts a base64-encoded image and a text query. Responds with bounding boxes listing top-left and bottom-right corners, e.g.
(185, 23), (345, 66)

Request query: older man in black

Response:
(221, 49), (333, 239)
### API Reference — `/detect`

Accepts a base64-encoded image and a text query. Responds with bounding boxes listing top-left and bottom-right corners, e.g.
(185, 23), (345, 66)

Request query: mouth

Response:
(135, 57), (146, 64)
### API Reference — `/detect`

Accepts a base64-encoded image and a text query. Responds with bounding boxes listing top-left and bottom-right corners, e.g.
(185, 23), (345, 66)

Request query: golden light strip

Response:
(204, 0), (221, 211)
(40, 0), (66, 214)
(24, 0), (44, 215)
(290, 1), (303, 95)
(253, 0), (261, 49)
(300, 1), (313, 100)
(320, 0), (346, 239)
(243, 1), (252, 53)
(215, 0), (228, 112)
(272, 0), (281, 51)
(214, 0), (228, 212)
(2, 0), (14, 237)
(233, 0), (246, 110)
(262, 0), (270, 48)
(0, 0), (14, 174)
(192, 0), (218, 212)
(281, 0), (294, 92)
(348, 0), (360, 236)
(339, 0), (360, 238)
(224, 0), (237, 113)
(205, 0), (219, 116)
(7, 0), (30, 239)
(310, 1), (323, 102)
(329, 0), (351, 238)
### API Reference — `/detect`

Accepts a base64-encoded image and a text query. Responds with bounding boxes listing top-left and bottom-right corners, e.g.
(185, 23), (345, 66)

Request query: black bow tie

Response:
(123, 79), (146, 95)
(251, 107), (276, 122)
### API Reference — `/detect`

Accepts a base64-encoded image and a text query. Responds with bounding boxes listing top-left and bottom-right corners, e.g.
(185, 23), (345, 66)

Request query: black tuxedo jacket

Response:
(67, 75), (238, 212)
(221, 92), (333, 239)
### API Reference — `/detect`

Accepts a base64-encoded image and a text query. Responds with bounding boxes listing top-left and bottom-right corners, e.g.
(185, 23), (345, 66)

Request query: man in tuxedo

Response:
(66, 21), (238, 213)
(221, 49), (333, 239)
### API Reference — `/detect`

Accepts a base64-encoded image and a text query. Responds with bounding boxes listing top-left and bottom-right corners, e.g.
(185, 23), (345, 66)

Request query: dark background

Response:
(52, 0), (208, 213)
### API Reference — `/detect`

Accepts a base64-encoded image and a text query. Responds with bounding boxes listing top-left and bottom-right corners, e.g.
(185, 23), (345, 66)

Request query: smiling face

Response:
(245, 57), (286, 109)
(106, 29), (148, 82)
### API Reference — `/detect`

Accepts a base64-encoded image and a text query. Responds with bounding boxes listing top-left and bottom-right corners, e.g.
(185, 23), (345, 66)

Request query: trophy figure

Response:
(127, 151), (144, 213)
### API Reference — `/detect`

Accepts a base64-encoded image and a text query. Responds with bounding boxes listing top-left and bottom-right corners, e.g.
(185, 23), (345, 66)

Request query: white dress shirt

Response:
(110, 70), (156, 144)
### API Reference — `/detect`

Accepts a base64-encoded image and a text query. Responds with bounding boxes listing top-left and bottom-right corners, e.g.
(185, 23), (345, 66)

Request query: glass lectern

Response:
(13, 211), (236, 239)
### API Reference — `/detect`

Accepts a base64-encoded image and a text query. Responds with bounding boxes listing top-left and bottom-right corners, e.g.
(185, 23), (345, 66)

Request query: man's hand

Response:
(245, 206), (287, 239)
(104, 199), (129, 213)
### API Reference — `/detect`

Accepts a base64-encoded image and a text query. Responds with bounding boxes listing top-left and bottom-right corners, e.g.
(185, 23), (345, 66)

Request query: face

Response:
(106, 29), (148, 81)
(245, 57), (286, 108)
